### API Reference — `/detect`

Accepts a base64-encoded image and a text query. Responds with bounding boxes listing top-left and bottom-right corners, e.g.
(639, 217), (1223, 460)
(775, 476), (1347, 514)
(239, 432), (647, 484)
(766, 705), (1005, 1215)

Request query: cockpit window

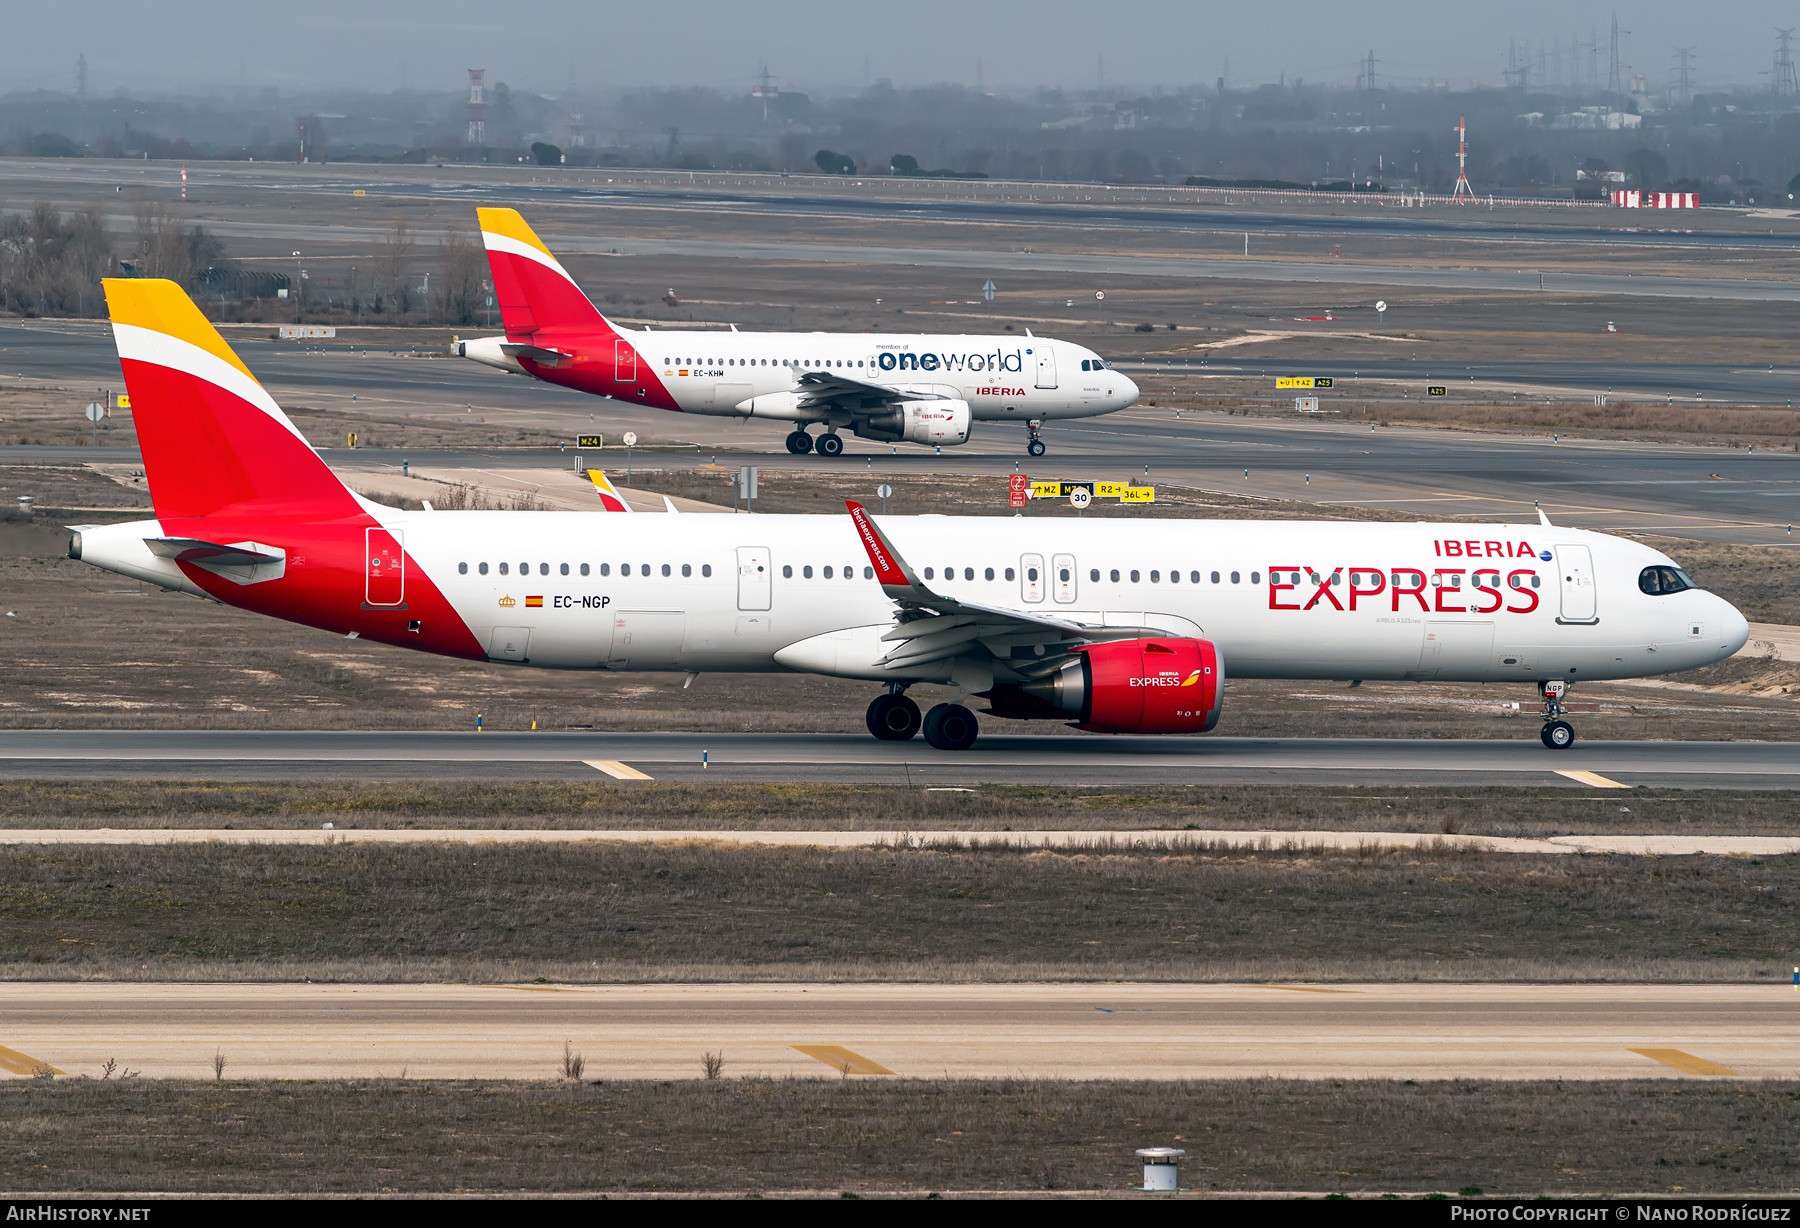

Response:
(1639, 565), (1696, 595)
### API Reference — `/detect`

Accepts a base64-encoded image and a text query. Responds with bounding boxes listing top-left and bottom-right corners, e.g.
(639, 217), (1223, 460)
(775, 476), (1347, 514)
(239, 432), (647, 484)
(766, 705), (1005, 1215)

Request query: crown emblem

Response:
(498, 595), (517, 608)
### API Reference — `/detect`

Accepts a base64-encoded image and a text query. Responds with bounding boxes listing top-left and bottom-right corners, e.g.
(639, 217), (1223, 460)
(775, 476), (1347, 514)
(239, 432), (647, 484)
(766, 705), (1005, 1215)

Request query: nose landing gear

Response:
(1538, 680), (1575, 749)
(1026, 420), (1046, 457)
(784, 430), (814, 455)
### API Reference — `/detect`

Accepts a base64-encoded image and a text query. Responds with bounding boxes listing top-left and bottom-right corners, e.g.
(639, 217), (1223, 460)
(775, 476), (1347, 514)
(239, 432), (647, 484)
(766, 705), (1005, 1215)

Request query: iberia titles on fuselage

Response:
(455, 208), (1137, 457)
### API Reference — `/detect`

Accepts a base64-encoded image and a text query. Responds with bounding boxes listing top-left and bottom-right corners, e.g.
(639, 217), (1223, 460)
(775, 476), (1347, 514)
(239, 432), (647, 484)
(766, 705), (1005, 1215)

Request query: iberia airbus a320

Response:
(73, 279), (1748, 750)
(455, 208), (1138, 458)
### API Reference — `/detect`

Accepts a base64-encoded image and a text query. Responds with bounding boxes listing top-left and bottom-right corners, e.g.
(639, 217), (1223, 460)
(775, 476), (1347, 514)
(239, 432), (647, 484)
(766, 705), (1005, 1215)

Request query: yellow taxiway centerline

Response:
(584, 759), (654, 780)
(0, 1044), (64, 1076)
(1555, 769), (1631, 789)
(791, 1045), (896, 1076)
(1628, 1048), (1742, 1076)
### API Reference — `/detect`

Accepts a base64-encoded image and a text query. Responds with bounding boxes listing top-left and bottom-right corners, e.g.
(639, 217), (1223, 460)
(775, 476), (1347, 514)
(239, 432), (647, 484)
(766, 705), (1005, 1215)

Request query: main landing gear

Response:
(785, 430), (814, 455)
(816, 431), (845, 458)
(922, 703), (979, 750)
(866, 690), (921, 741)
(865, 689), (981, 750)
(1026, 420), (1046, 457)
(1538, 679), (1575, 749)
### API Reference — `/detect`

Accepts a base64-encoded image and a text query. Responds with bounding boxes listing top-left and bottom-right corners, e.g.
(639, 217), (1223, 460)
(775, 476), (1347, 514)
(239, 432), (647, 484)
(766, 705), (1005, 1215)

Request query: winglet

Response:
(847, 500), (931, 600)
(1536, 503), (1552, 527)
(587, 469), (634, 513)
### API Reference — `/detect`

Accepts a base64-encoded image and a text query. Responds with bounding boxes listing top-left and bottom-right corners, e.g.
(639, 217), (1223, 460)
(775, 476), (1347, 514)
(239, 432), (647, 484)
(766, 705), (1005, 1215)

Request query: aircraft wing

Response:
(793, 370), (937, 408)
(845, 501), (1156, 674)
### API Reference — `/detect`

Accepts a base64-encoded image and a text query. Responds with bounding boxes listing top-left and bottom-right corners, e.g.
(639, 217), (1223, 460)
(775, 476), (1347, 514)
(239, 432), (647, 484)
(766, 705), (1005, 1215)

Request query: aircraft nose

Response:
(1718, 596), (1750, 657)
(1120, 375), (1141, 405)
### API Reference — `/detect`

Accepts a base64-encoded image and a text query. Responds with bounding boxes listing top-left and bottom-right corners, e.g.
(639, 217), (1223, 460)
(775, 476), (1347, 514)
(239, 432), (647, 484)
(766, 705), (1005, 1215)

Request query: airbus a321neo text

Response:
(74, 279), (1748, 751)
(455, 208), (1139, 458)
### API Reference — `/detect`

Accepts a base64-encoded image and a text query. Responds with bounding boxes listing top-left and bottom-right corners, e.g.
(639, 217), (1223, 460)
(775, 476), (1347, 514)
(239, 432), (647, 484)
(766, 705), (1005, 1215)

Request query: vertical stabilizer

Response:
(104, 279), (361, 521)
(587, 469), (635, 512)
(477, 207), (614, 338)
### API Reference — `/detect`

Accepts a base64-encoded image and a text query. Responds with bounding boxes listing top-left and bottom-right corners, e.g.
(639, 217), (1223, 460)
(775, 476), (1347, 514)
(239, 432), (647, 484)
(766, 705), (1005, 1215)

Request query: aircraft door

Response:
(1034, 347), (1058, 389)
(488, 627), (531, 662)
(737, 546), (772, 610)
(365, 527), (404, 607)
(1020, 553), (1045, 603)
(1052, 552), (1077, 603)
(1554, 544), (1597, 623)
(614, 340), (638, 383)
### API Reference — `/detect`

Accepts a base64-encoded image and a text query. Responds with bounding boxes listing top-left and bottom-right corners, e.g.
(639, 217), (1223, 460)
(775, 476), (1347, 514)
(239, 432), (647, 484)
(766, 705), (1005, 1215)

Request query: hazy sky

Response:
(6, 1), (1795, 95)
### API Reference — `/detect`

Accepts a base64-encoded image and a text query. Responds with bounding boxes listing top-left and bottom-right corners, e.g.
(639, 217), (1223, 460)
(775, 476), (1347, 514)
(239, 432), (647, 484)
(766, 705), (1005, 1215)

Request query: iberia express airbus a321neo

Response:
(75, 279), (1748, 751)
(455, 208), (1138, 458)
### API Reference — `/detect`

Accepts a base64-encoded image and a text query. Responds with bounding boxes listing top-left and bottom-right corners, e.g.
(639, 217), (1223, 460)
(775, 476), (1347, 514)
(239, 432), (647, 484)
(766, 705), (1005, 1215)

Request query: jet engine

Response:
(981, 638), (1223, 734)
(853, 399), (972, 446)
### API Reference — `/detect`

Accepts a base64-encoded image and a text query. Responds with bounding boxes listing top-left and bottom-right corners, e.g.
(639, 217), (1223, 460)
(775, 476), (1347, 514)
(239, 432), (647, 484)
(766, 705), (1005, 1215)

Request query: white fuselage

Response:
(330, 512), (1746, 688)
(468, 328), (1140, 424)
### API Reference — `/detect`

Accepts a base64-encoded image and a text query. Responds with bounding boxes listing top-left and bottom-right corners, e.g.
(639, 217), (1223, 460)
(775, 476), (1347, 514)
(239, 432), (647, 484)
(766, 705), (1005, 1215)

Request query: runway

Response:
(3, 982), (1790, 1081)
(16, 158), (1800, 252)
(2, 730), (1797, 787)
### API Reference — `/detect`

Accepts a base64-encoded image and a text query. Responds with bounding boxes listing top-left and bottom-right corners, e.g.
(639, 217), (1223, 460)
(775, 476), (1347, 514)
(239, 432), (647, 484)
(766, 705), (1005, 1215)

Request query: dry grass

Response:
(1, 779), (1798, 837)
(3, 841), (1793, 983)
(1, 1076), (1794, 1194)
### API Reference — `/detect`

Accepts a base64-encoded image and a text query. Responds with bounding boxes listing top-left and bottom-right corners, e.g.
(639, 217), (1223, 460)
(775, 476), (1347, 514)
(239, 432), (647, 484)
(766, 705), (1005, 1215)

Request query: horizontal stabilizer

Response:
(146, 538), (284, 567)
(501, 342), (569, 368)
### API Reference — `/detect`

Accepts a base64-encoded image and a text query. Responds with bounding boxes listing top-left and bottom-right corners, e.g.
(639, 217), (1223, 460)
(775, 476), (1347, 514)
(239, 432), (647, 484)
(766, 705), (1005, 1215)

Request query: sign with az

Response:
(1428, 386), (1447, 397)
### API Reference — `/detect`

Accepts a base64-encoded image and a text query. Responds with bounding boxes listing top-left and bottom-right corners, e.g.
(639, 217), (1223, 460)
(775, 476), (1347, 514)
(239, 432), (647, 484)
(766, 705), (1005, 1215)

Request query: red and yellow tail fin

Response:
(586, 469), (634, 513)
(104, 278), (360, 521)
(477, 207), (613, 339)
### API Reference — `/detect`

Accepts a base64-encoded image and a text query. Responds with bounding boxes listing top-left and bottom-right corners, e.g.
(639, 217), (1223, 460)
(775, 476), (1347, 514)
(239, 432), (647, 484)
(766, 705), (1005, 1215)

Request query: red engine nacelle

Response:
(983, 637), (1223, 734)
(1078, 637), (1223, 733)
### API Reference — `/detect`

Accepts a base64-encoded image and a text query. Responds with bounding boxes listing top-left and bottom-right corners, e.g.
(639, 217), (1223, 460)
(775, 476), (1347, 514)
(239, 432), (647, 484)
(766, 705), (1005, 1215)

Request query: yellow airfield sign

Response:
(1276, 377), (1314, 389)
(1119, 486), (1156, 503)
(1094, 481), (1129, 498)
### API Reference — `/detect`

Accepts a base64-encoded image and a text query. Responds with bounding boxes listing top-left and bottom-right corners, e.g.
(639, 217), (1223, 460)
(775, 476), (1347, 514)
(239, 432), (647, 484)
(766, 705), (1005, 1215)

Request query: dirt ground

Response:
(3, 463), (1795, 736)
(4, 840), (1794, 984)
(2, 1075), (1793, 1195)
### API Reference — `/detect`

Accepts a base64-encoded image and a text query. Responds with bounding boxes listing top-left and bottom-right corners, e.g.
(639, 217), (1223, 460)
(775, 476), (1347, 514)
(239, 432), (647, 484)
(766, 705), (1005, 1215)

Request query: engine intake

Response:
(853, 399), (972, 446)
(982, 638), (1223, 734)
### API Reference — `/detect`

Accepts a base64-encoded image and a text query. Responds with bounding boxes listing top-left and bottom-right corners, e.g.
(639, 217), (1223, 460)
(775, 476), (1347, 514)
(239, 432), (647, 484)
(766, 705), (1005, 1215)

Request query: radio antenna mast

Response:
(1451, 114), (1473, 200)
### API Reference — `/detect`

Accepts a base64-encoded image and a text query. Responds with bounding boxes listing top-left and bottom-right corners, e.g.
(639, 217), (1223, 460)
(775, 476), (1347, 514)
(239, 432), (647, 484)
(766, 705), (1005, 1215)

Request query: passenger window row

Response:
(781, 565), (876, 579)
(664, 357), (868, 369)
(458, 562), (713, 578)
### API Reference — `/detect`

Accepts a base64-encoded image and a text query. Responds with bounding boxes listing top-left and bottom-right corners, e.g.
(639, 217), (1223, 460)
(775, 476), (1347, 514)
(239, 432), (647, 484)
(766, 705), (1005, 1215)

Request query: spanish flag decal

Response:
(525, 595), (544, 608)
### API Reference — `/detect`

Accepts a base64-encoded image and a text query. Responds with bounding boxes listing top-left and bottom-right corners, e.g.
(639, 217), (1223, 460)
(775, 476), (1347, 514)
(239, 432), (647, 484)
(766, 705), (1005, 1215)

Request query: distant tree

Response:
(1494, 152), (1553, 187)
(1581, 157), (1611, 178)
(812, 149), (855, 175)
(530, 142), (563, 167)
(434, 228), (486, 326)
(1624, 147), (1669, 189)
(890, 153), (920, 175)
(1786, 170), (1800, 199)
(23, 132), (77, 157)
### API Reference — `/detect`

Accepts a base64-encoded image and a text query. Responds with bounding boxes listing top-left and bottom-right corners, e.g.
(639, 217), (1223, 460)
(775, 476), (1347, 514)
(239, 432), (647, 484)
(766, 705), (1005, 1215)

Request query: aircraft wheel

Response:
(785, 430), (814, 454)
(817, 433), (844, 458)
(922, 702), (979, 751)
(866, 693), (922, 741)
(1027, 438), (1047, 457)
(1540, 720), (1575, 750)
